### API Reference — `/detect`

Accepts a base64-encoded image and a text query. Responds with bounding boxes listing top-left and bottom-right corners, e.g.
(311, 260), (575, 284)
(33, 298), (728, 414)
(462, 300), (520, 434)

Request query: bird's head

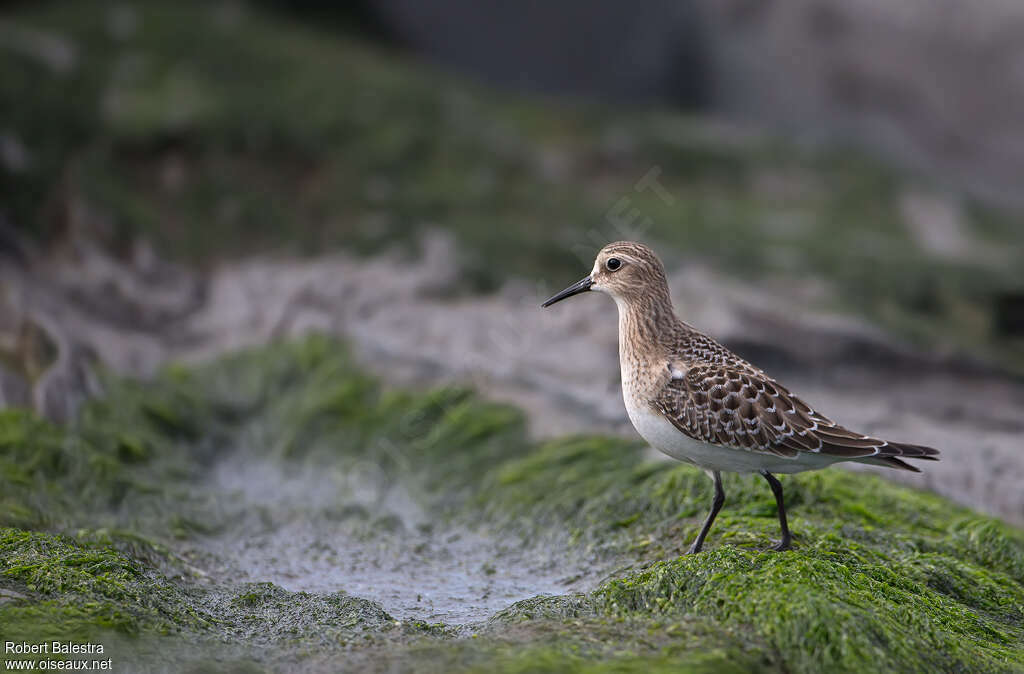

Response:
(541, 241), (669, 309)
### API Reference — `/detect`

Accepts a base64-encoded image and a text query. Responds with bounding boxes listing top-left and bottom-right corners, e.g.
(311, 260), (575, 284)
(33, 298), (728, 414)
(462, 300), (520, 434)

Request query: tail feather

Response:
(883, 441), (940, 460)
(866, 441), (940, 472)
(875, 456), (922, 472)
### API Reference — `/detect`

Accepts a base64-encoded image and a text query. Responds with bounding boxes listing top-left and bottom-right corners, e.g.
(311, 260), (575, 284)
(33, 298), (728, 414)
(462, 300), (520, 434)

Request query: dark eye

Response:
(606, 257), (622, 271)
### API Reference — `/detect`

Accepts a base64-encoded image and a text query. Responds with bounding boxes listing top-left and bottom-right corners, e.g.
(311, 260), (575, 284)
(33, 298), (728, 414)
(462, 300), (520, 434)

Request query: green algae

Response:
(0, 528), (208, 639)
(403, 641), (775, 674)
(0, 528), (410, 654)
(597, 548), (1024, 673)
(1, 335), (1023, 672)
(410, 596), (780, 673)
(209, 582), (396, 646)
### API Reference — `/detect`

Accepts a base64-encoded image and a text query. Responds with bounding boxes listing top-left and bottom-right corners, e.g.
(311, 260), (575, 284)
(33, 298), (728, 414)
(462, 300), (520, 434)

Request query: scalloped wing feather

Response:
(653, 364), (940, 465)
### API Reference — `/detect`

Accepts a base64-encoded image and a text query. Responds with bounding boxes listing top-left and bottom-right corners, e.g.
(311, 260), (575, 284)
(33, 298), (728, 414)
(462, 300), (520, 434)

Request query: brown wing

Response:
(653, 364), (939, 466)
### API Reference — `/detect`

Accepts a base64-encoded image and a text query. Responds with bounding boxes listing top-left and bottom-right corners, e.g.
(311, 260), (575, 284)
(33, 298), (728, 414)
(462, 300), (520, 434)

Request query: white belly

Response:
(623, 396), (838, 474)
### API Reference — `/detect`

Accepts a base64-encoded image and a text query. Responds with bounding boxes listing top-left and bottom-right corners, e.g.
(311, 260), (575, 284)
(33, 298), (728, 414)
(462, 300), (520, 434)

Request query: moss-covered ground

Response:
(3, 0), (1023, 367)
(2, 336), (1022, 672)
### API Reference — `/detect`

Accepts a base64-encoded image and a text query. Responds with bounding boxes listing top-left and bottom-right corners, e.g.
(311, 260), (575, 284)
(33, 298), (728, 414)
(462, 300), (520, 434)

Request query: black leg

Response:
(687, 471), (725, 554)
(760, 470), (792, 551)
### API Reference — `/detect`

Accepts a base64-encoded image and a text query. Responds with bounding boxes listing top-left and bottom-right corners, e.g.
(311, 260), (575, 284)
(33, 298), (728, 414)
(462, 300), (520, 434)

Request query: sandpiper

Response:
(541, 241), (939, 552)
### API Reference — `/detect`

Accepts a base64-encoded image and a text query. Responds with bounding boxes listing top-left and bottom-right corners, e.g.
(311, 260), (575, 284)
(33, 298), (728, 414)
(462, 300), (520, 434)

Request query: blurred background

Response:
(2, 0), (1023, 522)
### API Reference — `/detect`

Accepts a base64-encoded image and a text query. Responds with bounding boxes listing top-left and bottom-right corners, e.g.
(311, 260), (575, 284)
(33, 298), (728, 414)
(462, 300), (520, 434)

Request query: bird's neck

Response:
(615, 283), (676, 337)
(614, 288), (679, 382)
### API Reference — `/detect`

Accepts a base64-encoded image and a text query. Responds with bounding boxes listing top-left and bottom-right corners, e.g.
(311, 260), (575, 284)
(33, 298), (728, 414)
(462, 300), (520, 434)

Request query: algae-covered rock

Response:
(0, 528), (208, 639)
(0, 335), (1021, 671)
(3, 0), (1023, 670)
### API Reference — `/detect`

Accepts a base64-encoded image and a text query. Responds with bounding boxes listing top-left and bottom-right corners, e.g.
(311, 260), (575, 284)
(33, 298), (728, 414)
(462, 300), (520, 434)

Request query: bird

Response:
(541, 241), (939, 553)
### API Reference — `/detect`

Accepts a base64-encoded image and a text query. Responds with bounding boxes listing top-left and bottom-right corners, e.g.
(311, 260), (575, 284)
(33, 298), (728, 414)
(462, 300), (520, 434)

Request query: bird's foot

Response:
(685, 541), (703, 555)
(768, 538), (792, 552)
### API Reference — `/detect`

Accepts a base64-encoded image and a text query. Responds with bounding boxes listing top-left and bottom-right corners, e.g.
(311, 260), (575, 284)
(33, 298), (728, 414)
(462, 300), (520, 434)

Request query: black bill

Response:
(541, 276), (593, 307)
